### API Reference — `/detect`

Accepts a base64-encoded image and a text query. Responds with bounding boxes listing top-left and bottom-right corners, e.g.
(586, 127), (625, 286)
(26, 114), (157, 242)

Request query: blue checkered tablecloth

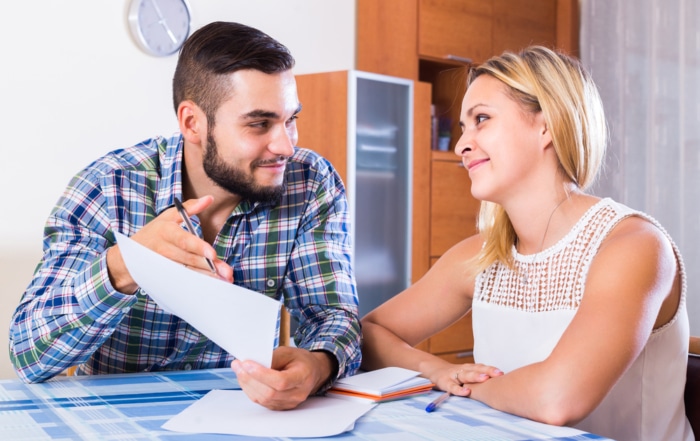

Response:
(0, 369), (611, 440)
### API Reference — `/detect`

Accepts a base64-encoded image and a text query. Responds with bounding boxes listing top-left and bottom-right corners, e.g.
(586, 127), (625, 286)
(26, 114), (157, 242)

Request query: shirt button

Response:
(184, 363), (192, 371)
(266, 279), (275, 288)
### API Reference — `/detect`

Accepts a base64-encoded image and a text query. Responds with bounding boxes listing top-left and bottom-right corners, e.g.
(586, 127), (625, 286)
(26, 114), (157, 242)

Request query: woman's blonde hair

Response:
(469, 46), (608, 272)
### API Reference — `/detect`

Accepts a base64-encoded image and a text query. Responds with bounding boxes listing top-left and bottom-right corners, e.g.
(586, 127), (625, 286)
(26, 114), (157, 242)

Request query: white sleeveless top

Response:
(472, 198), (693, 441)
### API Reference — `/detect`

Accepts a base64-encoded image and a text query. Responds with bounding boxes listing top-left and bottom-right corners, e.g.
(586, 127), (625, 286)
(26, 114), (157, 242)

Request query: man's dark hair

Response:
(172, 21), (295, 125)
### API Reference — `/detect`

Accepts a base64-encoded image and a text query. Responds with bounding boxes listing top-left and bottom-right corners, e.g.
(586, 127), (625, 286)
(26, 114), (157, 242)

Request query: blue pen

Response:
(425, 391), (451, 413)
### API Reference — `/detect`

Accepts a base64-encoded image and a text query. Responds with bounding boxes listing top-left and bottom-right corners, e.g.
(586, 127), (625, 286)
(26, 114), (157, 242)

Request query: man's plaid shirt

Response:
(9, 134), (361, 383)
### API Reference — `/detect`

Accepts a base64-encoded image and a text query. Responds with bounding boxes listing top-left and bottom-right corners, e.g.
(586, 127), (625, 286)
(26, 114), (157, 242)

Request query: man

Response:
(9, 21), (361, 410)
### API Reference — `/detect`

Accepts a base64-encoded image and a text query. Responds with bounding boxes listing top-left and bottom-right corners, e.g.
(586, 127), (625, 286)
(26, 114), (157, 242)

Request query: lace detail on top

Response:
(474, 198), (629, 313)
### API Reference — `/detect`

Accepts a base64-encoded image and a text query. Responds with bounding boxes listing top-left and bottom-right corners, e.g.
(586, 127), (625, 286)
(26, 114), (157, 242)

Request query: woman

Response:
(361, 46), (693, 441)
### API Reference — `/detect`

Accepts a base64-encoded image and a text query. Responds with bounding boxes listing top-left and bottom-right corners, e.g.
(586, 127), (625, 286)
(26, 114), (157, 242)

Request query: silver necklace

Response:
(521, 196), (569, 284)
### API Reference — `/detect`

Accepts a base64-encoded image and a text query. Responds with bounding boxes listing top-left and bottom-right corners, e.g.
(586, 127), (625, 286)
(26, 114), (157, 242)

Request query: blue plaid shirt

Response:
(9, 134), (361, 383)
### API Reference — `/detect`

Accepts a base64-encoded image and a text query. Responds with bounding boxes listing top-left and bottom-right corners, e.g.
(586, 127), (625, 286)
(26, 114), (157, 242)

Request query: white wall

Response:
(0, 1), (356, 379)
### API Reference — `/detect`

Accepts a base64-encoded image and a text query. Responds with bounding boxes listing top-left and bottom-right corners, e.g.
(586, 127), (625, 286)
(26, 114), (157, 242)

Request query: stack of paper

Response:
(328, 367), (434, 403)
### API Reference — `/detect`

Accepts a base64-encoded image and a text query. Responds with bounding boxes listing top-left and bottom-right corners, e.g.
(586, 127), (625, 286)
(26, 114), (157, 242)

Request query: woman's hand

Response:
(425, 362), (503, 396)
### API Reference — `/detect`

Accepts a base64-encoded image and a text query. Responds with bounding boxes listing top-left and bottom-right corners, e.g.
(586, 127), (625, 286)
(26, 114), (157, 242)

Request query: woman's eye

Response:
(476, 114), (488, 124)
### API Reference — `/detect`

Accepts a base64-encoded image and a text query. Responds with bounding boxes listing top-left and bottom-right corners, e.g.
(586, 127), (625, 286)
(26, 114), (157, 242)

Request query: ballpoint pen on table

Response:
(173, 197), (218, 275)
(425, 391), (451, 413)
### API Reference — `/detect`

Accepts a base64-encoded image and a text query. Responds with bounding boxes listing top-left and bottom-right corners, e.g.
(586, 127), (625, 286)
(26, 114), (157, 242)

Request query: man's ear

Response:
(178, 100), (206, 146)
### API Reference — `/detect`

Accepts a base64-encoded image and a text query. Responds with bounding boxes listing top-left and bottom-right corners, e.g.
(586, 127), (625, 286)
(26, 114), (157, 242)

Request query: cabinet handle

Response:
(455, 350), (474, 358)
(456, 162), (465, 168)
(446, 54), (473, 64)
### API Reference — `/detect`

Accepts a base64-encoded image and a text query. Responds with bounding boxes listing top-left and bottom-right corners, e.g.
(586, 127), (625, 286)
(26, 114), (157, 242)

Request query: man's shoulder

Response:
(82, 135), (175, 178)
(287, 147), (337, 179)
(278, 148), (347, 206)
(290, 147), (328, 167)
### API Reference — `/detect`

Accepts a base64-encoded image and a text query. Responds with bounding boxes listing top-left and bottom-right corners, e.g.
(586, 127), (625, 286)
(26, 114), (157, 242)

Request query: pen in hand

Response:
(425, 391), (451, 413)
(173, 197), (218, 275)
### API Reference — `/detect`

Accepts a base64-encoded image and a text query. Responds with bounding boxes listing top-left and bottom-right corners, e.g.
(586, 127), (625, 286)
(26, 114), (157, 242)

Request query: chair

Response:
(686, 336), (700, 436)
(280, 306), (291, 346)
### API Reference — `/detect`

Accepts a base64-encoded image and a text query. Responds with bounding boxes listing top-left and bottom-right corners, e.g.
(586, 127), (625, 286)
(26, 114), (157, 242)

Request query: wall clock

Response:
(128, 0), (192, 57)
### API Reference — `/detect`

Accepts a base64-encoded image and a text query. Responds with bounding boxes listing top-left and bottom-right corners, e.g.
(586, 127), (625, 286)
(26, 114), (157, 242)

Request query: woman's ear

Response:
(178, 100), (206, 146)
(538, 114), (553, 151)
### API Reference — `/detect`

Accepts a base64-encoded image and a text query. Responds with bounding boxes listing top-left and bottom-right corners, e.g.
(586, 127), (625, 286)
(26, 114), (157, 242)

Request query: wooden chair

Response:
(279, 306), (291, 346)
(686, 336), (700, 436)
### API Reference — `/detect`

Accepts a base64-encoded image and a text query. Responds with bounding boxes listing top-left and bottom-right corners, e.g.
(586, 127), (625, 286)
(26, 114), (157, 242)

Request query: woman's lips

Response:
(467, 158), (489, 171)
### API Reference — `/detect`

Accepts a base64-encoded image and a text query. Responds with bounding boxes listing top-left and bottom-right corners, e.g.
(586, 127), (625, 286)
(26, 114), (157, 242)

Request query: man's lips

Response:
(254, 157), (289, 170)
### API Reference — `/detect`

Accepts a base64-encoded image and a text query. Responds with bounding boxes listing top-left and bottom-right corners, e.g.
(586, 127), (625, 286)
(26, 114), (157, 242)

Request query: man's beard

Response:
(202, 133), (287, 204)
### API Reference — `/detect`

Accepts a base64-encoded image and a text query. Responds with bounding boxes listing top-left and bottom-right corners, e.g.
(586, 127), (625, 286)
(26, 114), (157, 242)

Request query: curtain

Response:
(580, 0), (700, 334)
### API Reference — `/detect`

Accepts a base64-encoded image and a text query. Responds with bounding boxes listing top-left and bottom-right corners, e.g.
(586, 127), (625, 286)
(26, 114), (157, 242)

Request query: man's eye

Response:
(286, 115), (299, 125)
(251, 121), (269, 129)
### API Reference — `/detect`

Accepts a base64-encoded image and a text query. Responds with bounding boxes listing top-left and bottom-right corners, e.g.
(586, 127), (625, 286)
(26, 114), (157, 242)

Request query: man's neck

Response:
(181, 148), (241, 244)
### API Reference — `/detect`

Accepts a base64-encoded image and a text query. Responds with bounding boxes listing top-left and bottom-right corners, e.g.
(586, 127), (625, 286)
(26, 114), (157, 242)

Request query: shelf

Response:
(431, 150), (461, 162)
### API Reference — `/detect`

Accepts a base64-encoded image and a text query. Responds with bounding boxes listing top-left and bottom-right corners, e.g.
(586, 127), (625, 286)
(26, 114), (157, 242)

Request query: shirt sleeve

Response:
(282, 158), (362, 388)
(8, 169), (137, 383)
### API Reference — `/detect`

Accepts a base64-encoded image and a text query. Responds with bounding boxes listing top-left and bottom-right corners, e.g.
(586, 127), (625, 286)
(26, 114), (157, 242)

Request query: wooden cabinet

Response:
(418, 0), (493, 64)
(295, 71), (432, 304)
(415, 151), (478, 362)
(357, 0), (579, 363)
(417, 310), (474, 363)
(430, 152), (480, 257)
(359, 0), (578, 80)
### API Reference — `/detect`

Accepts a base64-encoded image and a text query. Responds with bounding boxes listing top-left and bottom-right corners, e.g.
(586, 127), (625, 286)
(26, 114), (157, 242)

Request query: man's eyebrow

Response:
(241, 104), (302, 120)
(241, 109), (279, 120)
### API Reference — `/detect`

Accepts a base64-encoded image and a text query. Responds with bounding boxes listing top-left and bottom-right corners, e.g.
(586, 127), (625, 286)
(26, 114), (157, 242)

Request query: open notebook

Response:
(328, 367), (434, 403)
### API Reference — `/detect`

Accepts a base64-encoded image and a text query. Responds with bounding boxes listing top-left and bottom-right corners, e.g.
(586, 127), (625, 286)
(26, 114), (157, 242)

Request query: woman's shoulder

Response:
(592, 201), (678, 288)
(598, 199), (673, 249)
(429, 234), (485, 284)
(444, 234), (485, 260)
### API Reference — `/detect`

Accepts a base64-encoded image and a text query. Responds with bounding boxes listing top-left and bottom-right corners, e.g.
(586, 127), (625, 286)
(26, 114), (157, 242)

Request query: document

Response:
(327, 367), (434, 402)
(115, 232), (280, 368)
(162, 389), (376, 437)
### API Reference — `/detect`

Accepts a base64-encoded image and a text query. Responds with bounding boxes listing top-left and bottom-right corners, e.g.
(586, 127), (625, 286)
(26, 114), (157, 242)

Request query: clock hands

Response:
(148, 0), (178, 45)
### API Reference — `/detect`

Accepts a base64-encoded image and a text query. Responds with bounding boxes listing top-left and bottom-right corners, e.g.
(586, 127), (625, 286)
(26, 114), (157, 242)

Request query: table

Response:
(0, 369), (611, 440)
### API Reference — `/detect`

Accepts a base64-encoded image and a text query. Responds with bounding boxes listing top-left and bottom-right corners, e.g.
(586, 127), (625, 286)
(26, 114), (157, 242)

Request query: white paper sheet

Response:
(115, 232), (280, 368)
(162, 389), (376, 438)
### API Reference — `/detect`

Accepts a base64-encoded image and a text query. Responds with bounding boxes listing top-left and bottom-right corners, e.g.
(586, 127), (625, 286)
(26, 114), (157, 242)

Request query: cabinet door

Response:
(418, 0), (493, 63)
(353, 73), (414, 317)
(492, 0), (557, 55)
(295, 71), (349, 180)
(429, 154), (480, 257)
(357, 0), (419, 80)
(429, 311), (474, 362)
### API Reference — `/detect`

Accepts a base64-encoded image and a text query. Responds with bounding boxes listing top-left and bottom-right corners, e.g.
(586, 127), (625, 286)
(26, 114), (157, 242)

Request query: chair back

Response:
(686, 337), (700, 436)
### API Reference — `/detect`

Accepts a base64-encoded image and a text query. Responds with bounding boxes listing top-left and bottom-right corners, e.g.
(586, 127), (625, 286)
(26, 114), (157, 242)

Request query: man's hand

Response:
(231, 346), (337, 410)
(106, 196), (233, 294)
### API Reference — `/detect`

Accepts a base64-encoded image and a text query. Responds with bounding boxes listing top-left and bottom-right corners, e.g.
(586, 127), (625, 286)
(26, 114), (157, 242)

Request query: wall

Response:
(0, 0), (356, 379)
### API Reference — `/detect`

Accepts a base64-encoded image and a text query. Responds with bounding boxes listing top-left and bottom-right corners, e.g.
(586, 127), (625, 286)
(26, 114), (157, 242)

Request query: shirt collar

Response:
(155, 133), (185, 215)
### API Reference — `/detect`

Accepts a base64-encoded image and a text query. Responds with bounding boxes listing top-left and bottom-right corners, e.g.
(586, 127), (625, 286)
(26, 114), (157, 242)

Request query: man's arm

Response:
(283, 157), (362, 386)
(9, 172), (138, 382)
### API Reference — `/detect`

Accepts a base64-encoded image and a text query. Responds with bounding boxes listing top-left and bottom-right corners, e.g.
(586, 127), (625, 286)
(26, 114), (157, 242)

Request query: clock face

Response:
(128, 0), (191, 57)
